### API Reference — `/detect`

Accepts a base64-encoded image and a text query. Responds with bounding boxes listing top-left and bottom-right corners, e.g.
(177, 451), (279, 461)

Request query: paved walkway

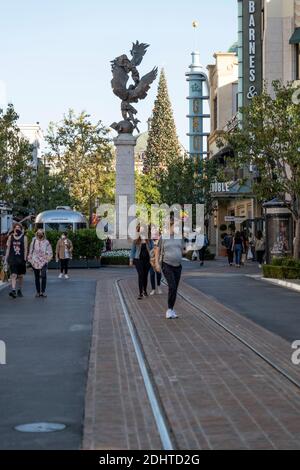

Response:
(83, 266), (300, 450)
(0, 273), (95, 450)
(2, 263), (300, 450)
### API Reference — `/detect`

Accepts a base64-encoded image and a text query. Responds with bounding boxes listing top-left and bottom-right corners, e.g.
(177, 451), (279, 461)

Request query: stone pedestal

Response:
(114, 133), (137, 250)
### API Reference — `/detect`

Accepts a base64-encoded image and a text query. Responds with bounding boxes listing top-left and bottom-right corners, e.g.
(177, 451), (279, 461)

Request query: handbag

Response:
(247, 247), (253, 260)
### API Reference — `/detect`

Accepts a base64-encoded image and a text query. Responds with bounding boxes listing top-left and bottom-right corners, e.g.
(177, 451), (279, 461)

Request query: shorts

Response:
(9, 262), (26, 276)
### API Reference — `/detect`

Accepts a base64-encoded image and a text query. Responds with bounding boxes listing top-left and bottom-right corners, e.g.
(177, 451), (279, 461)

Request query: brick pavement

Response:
(82, 267), (300, 450)
(119, 276), (300, 450)
(83, 272), (161, 450)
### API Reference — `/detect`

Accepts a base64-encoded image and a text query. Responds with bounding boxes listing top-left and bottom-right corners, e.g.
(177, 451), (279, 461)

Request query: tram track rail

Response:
(173, 282), (300, 391)
(115, 279), (177, 451)
(116, 276), (300, 450)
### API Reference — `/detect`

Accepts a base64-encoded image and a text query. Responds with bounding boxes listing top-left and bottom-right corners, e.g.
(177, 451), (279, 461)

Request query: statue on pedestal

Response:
(111, 41), (158, 134)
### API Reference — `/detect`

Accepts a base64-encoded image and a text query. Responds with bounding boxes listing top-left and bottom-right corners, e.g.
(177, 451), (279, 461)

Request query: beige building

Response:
(19, 123), (43, 169)
(263, 0), (300, 89)
(207, 50), (260, 256)
(207, 1), (300, 256)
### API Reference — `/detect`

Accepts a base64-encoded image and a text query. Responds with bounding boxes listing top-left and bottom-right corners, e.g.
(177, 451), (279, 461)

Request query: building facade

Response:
(208, 0), (300, 256)
(19, 123), (44, 169)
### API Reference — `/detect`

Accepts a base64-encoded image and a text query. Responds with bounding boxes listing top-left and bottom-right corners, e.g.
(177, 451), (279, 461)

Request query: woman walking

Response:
(28, 229), (53, 298)
(155, 222), (184, 319)
(56, 233), (73, 279)
(130, 228), (153, 300)
(232, 231), (244, 268)
(255, 231), (265, 268)
(5, 223), (28, 299)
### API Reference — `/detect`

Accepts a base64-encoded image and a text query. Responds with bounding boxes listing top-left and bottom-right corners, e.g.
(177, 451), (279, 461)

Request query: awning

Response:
(289, 28), (300, 44)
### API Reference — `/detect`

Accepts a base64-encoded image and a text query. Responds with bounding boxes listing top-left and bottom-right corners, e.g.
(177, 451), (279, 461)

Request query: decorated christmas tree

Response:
(144, 69), (181, 173)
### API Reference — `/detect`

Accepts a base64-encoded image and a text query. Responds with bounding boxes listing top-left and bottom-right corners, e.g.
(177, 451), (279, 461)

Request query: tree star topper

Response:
(110, 41), (158, 134)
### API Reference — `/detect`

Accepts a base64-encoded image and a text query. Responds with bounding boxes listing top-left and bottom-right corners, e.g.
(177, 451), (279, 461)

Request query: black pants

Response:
(162, 262), (182, 310)
(227, 249), (234, 265)
(199, 248), (206, 263)
(60, 259), (69, 274)
(33, 264), (47, 294)
(134, 259), (150, 295)
(150, 267), (162, 290)
(256, 251), (265, 264)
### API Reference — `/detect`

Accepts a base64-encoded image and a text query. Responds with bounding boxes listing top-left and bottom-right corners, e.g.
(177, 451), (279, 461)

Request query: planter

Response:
(263, 265), (300, 280)
(101, 256), (129, 266)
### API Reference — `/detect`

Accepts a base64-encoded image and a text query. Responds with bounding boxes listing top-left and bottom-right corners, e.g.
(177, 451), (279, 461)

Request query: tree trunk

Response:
(294, 217), (300, 260)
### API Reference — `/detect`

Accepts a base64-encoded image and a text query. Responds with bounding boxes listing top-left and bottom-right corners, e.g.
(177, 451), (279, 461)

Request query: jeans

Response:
(162, 262), (182, 310)
(150, 267), (162, 290)
(60, 259), (69, 274)
(234, 245), (243, 266)
(227, 249), (234, 265)
(134, 259), (150, 295)
(33, 264), (48, 294)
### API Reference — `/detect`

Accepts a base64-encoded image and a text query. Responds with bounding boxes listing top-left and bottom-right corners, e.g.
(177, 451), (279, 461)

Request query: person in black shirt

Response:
(5, 223), (28, 298)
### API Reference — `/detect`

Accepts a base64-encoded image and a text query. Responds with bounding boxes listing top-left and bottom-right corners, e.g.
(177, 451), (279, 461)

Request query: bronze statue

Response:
(111, 41), (158, 134)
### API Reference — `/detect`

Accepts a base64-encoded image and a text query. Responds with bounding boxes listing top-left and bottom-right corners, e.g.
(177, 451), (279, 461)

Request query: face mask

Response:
(15, 229), (22, 236)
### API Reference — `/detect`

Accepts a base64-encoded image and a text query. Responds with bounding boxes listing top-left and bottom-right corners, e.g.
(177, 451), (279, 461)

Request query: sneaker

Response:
(138, 294), (143, 300)
(166, 309), (173, 319)
(40, 293), (47, 298)
(64, 274), (69, 279)
(258, 264), (262, 269)
(143, 291), (148, 297)
(157, 287), (163, 295)
(171, 310), (178, 319)
(17, 289), (23, 298)
(150, 290), (156, 296)
(9, 290), (17, 299)
(58, 273), (63, 279)
(35, 293), (41, 298)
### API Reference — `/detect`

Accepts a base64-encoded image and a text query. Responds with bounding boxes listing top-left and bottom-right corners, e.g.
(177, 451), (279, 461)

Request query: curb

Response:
(247, 274), (300, 294)
(0, 282), (8, 292)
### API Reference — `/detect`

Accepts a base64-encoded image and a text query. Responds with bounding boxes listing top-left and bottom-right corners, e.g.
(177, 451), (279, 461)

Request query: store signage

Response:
(211, 182), (230, 193)
(225, 216), (246, 223)
(243, 0), (262, 103)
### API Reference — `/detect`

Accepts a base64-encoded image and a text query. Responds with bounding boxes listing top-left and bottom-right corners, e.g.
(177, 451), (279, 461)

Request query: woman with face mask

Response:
(130, 225), (153, 300)
(55, 233), (73, 279)
(5, 223), (28, 298)
(28, 229), (53, 298)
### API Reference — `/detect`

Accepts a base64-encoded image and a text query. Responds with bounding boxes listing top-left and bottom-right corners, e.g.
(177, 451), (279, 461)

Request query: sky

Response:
(0, 0), (237, 149)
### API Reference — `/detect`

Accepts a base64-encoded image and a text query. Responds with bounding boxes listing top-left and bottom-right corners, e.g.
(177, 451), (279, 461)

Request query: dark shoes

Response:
(36, 293), (47, 298)
(9, 290), (17, 299)
(17, 290), (23, 298)
(138, 294), (143, 300)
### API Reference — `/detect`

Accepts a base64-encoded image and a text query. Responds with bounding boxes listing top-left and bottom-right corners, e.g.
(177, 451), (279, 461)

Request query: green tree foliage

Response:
(136, 172), (161, 207)
(0, 104), (34, 216)
(45, 110), (115, 219)
(221, 81), (300, 258)
(29, 164), (77, 214)
(159, 155), (218, 210)
(144, 69), (181, 172)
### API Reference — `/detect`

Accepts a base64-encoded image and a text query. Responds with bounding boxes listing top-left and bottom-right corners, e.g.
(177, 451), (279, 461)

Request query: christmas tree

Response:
(144, 69), (181, 173)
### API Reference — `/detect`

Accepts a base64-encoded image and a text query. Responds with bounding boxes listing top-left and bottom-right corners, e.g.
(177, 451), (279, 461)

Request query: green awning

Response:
(289, 28), (300, 44)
